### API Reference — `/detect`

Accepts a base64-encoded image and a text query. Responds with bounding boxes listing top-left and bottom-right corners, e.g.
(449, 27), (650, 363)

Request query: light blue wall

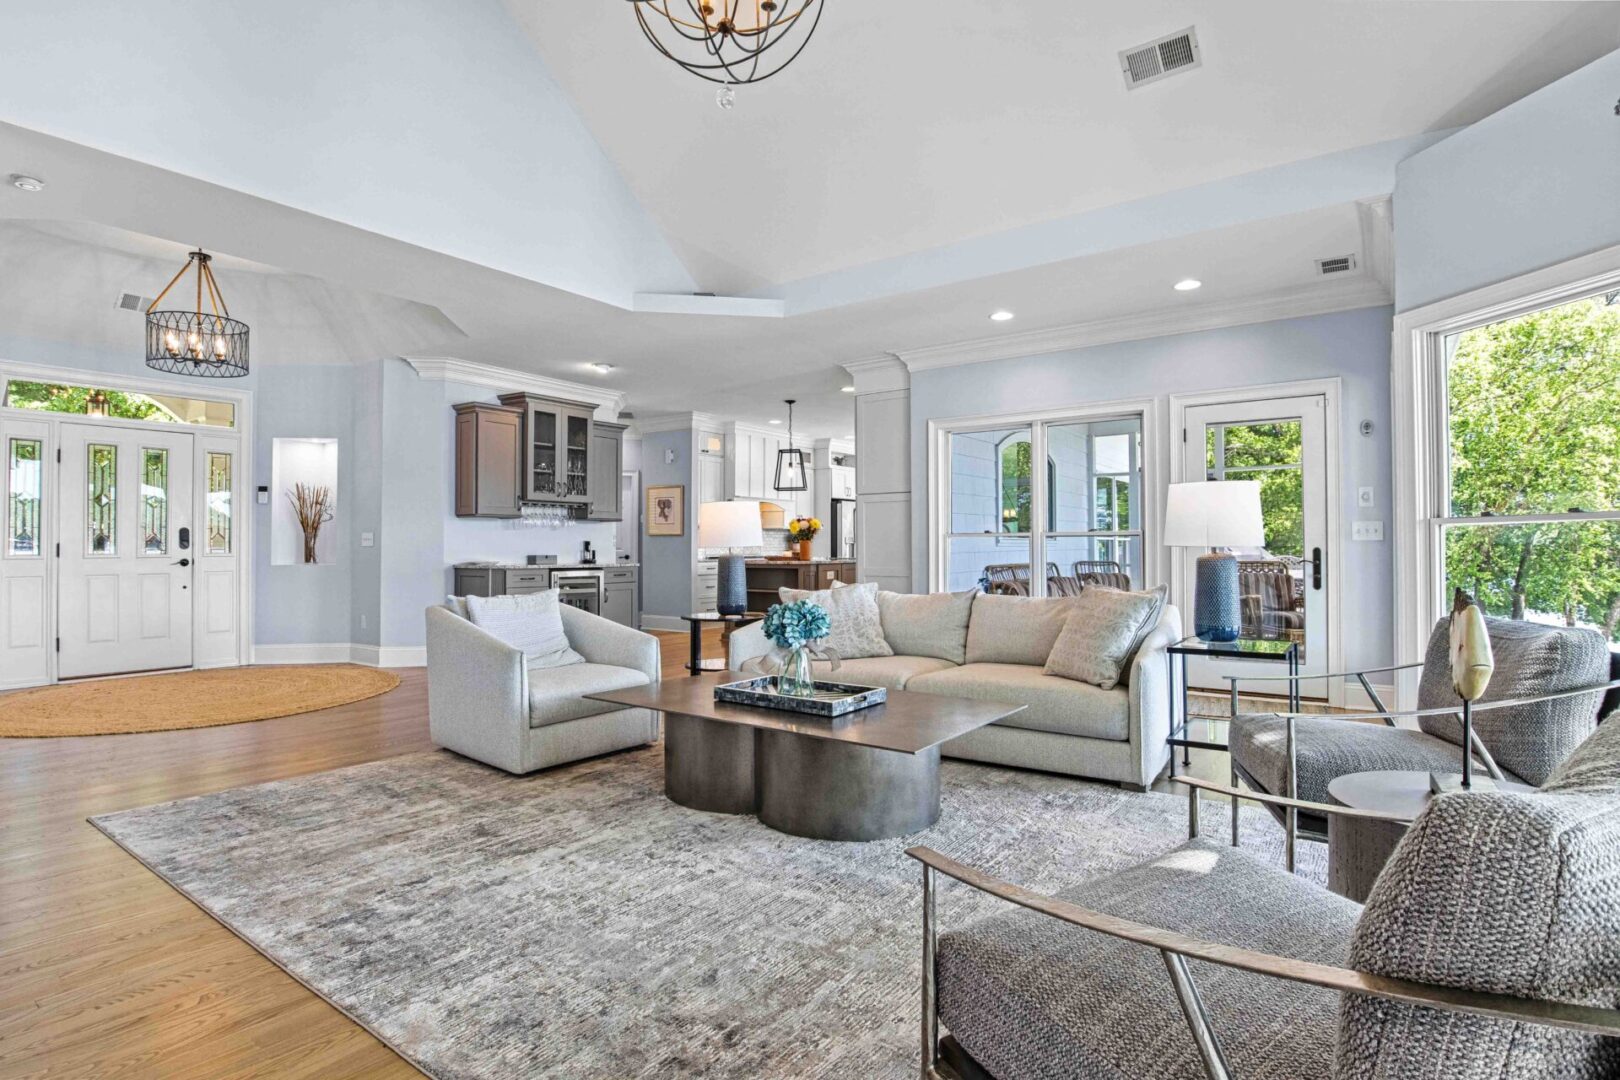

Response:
(909, 306), (1397, 671)
(639, 429), (694, 620)
(0, 0), (693, 306)
(1394, 49), (1620, 312)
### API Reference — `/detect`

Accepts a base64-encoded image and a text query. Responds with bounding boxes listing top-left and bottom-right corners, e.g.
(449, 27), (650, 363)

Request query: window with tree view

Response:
(1443, 291), (1620, 643)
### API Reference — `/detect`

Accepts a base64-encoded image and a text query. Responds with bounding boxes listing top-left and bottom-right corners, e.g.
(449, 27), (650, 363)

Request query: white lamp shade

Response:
(1162, 481), (1265, 549)
(698, 500), (764, 550)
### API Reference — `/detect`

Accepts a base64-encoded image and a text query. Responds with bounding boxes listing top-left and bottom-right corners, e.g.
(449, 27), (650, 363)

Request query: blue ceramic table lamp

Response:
(1163, 481), (1265, 641)
(698, 499), (763, 616)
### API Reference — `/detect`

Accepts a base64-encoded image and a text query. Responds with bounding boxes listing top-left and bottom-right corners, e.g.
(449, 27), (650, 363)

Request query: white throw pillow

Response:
(465, 590), (585, 669)
(1044, 585), (1168, 690)
(778, 580), (894, 660)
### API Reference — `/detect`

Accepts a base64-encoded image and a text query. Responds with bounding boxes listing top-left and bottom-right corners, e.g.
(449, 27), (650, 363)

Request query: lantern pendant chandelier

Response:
(145, 248), (250, 378)
(627, 0), (823, 107)
(773, 399), (809, 492)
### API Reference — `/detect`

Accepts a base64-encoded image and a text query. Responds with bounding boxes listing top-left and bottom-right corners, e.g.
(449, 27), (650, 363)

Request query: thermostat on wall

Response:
(257, 485), (269, 505)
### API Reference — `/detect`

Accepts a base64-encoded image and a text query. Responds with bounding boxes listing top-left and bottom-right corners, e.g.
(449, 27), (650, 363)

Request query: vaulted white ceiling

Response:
(2, 2), (1618, 437)
(509, 0), (1620, 295)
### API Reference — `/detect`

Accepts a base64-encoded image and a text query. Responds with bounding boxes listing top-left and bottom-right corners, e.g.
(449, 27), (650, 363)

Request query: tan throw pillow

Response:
(877, 589), (975, 664)
(778, 580), (894, 660)
(1044, 585), (1169, 690)
(964, 593), (1085, 666)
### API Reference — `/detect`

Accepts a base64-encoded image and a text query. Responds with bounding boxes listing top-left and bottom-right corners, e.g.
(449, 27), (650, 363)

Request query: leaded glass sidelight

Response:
(141, 448), (169, 554)
(206, 451), (232, 554)
(87, 444), (117, 554)
(7, 438), (42, 556)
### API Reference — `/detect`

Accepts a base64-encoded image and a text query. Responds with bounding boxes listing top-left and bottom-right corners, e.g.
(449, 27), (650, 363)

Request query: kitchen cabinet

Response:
(603, 581), (635, 627)
(699, 452), (724, 506)
(498, 392), (596, 506)
(453, 565), (551, 596)
(453, 403), (522, 518)
(829, 465), (857, 499)
(694, 558), (719, 613)
(587, 421), (626, 521)
(744, 559), (857, 611)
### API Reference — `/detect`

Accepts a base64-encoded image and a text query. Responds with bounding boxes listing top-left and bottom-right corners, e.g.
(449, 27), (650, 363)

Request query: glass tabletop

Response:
(1168, 715), (1230, 750)
(1167, 634), (1297, 659)
(683, 611), (766, 624)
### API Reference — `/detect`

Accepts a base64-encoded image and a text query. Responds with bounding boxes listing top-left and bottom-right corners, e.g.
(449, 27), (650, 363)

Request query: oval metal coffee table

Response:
(587, 670), (1024, 842)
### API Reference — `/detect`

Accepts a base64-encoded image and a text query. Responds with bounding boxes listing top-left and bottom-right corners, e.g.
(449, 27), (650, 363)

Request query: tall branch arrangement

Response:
(287, 482), (335, 564)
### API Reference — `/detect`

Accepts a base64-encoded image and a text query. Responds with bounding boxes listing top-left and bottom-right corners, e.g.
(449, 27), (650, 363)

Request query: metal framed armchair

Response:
(909, 716), (1620, 1078)
(1072, 559), (1133, 591)
(1225, 615), (1609, 858)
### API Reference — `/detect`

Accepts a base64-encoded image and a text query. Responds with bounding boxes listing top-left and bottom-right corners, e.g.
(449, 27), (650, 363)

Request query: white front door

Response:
(1181, 394), (1330, 695)
(58, 422), (195, 678)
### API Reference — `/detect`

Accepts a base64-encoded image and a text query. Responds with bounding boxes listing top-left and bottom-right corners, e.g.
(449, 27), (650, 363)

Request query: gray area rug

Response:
(92, 747), (1327, 1079)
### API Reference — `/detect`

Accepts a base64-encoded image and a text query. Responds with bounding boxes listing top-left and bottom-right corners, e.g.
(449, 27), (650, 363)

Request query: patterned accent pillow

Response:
(465, 590), (585, 669)
(779, 580), (894, 660)
(1044, 585), (1168, 690)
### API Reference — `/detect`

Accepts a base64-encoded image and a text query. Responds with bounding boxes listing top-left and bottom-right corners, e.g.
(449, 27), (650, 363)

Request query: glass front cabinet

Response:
(498, 393), (596, 507)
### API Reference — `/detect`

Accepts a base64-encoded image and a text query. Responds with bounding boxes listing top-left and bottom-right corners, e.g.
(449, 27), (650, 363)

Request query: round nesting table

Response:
(1326, 769), (1534, 902)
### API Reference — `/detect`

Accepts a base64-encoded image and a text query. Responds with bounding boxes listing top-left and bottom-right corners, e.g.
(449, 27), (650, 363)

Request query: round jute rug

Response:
(0, 665), (401, 738)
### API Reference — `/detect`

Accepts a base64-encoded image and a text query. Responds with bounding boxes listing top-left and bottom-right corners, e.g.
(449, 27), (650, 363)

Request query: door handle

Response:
(1311, 547), (1322, 591)
(173, 558), (191, 567)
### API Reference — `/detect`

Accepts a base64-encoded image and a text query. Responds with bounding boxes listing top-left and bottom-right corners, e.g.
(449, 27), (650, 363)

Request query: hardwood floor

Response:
(0, 625), (1266, 1077)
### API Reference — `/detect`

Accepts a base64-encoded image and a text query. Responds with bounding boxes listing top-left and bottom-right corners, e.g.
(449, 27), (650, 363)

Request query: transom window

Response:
(1440, 290), (1620, 643)
(3, 379), (235, 428)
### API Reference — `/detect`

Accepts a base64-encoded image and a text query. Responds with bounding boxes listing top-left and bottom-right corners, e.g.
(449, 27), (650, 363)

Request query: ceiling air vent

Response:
(115, 292), (155, 312)
(1119, 27), (1202, 90)
(1315, 255), (1358, 276)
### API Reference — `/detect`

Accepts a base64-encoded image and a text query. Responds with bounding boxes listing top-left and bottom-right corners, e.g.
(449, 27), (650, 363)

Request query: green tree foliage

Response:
(1207, 421), (1305, 556)
(1446, 296), (1620, 640)
(4, 381), (166, 421)
(1001, 439), (1032, 533)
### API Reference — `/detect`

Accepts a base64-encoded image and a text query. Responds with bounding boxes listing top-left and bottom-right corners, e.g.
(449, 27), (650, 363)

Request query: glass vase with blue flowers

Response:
(760, 599), (840, 697)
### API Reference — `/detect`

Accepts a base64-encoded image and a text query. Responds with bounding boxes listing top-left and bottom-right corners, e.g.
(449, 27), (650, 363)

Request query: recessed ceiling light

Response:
(1174, 278), (1202, 291)
(840, 385), (855, 393)
(9, 174), (45, 192)
(989, 310), (1015, 322)
(768, 418), (782, 425)
(588, 362), (615, 373)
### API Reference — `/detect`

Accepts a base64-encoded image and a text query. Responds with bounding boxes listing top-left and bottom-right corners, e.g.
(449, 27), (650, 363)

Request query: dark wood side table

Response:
(1164, 634), (1299, 777)
(1325, 769), (1535, 901)
(680, 612), (765, 676)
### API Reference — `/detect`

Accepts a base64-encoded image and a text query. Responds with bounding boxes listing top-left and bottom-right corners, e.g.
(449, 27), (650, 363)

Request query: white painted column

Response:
(845, 356), (913, 593)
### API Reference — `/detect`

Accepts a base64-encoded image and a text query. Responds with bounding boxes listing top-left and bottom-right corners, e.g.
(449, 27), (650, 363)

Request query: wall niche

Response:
(271, 437), (339, 566)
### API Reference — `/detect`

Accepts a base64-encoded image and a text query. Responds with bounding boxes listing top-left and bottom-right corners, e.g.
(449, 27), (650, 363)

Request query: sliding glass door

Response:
(941, 414), (1144, 596)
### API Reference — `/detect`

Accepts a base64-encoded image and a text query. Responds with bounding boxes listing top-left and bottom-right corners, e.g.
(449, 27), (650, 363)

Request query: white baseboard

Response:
(639, 615), (689, 632)
(251, 642), (426, 668)
(253, 643), (355, 665)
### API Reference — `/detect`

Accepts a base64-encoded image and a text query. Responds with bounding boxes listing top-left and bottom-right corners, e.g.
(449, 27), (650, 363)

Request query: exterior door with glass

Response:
(1181, 395), (1329, 693)
(58, 423), (195, 677)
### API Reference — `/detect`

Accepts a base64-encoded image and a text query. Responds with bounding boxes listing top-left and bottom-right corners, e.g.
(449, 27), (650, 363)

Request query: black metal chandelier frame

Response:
(773, 398), (809, 492)
(628, 0), (823, 86)
(145, 249), (250, 378)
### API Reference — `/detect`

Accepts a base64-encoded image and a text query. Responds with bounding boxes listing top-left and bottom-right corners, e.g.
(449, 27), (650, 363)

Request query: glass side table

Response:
(1164, 634), (1300, 777)
(681, 612), (766, 676)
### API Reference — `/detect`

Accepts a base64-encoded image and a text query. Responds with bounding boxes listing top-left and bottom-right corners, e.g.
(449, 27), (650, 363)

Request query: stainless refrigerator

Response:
(831, 498), (857, 560)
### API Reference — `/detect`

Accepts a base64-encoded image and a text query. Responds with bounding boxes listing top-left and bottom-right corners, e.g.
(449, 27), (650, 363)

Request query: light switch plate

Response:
(360, 531), (374, 547)
(1357, 486), (1374, 507)
(1352, 520), (1384, 542)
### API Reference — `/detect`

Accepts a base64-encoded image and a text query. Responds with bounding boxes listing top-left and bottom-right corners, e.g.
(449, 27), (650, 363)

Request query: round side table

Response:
(1325, 769), (1534, 903)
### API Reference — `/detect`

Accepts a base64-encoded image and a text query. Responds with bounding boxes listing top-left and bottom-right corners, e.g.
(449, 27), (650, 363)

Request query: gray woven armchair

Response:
(1226, 615), (1608, 857)
(909, 716), (1620, 1079)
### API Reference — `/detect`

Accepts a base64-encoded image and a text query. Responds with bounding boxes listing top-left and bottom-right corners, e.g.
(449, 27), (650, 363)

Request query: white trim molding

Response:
(632, 411), (723, 436)
(632, 293), (784, 318)
(639, 614), (690, 633)
(1391, 240), (1620, 708)
(254, 642), (426, 667)
(403, 356), (626, 420)
(898, 279), (1391, 374)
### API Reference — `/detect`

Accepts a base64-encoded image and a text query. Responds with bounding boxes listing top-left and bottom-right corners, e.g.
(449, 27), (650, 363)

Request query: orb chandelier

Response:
(628, 1), (823, 106)
(145, 249), (250, 378)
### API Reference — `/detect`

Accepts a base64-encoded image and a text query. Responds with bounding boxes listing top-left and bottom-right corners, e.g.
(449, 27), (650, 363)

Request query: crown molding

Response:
(896, 280), (1393, 373)
(632, 293), (785, 318)
(403, 356), (626, 418)
(841, 353), (909, 394)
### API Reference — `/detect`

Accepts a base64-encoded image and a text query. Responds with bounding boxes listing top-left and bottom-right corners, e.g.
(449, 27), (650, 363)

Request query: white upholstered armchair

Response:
(425, 603), (660, 774)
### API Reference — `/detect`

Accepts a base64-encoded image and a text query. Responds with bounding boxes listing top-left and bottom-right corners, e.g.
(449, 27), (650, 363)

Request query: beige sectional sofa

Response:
(727, 591), (1183, 790)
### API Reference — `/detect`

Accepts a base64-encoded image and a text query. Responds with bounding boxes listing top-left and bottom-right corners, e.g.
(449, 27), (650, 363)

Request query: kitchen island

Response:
(744, 558), (858, 611)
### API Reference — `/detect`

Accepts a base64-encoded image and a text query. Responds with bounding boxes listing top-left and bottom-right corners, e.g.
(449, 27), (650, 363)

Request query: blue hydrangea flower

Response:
(762, 599), (831, 649)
